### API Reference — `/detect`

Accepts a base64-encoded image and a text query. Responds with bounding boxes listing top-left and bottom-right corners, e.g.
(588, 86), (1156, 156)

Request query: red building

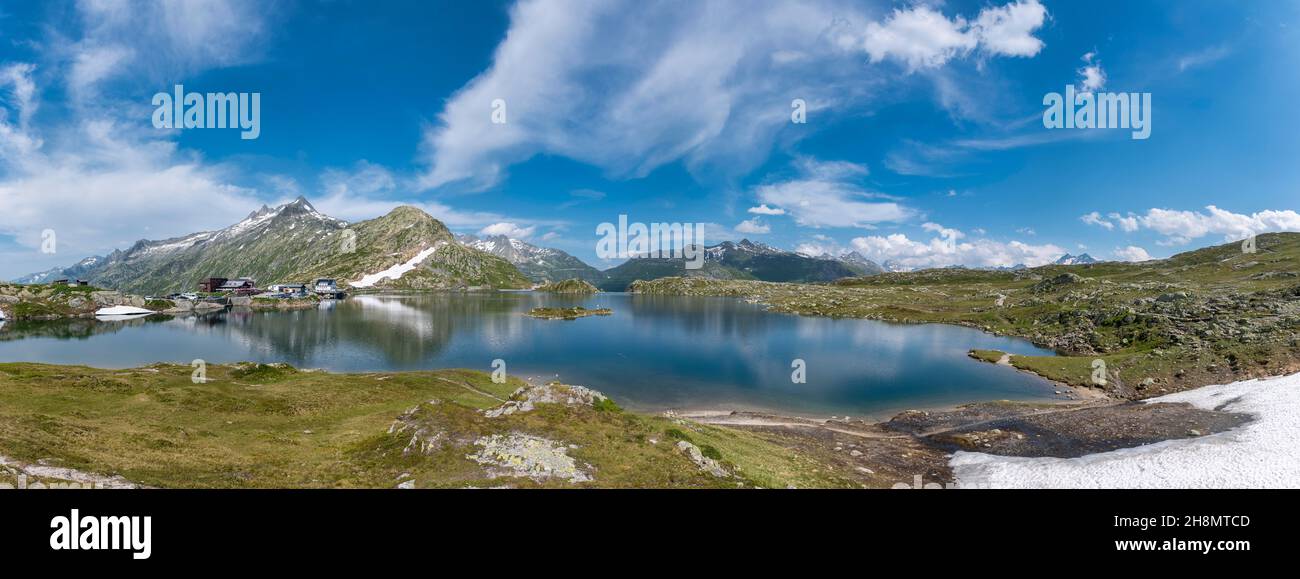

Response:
(198, 277), (228, 292)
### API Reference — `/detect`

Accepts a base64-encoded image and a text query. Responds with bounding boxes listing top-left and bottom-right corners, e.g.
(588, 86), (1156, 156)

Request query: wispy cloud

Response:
(1177, 44), (1232, 73)
(0, 1), (275, 264)
(419, 0), (1050, 191)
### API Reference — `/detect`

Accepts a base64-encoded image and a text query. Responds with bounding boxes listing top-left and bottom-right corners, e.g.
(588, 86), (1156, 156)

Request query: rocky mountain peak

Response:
(277, 196), (319, 216)
(1055, 253), (1099, 265)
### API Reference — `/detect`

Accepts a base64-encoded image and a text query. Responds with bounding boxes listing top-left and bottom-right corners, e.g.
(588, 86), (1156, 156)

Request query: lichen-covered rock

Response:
(677, 440), (729, 478)
(467, 433), (591, 483)
(484, 382), (608, 418)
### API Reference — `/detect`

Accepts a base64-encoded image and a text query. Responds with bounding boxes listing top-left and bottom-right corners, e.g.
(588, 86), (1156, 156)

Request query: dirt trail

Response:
(434, 376), (508, 402)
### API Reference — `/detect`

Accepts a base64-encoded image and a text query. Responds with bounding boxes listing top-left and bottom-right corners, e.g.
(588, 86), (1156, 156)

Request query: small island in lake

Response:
(527, 306), (613, 320)
(535, 278), (600, 294)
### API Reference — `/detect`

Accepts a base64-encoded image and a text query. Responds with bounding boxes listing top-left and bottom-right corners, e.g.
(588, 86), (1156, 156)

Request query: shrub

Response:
(145, 299), (175, 311)
(698, 444), (723, 460)
(665, 428), (692, 443)
(591, 397), (622, 413)
(230, 363), (298, 383)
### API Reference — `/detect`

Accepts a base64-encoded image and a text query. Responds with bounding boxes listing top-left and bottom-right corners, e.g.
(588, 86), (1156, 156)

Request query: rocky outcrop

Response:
(677, 440), (730, 478)
(1031, 272), (1084, 293)
(90, 291), (147, 308)
(484, 382), (609, 418)
(0, 283), (148, 320)
(387, 401), (446, 456)
(535, 278), (600, 294)
(467, 433), (592, 483)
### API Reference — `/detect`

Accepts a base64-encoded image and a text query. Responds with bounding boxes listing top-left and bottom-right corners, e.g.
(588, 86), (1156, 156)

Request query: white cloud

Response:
(849, 226), (1064, 270)
(1080, 211), (1114, 230)
(795, 242), (836, 257)
(0, 145), (265, 258)
(321, 161), (398, 198)
(1178, 44), (1231, 73)
(1077, 52), (1106, 93)
(923, 221), (964, 240)
(420, 0), (1047, 191)
(1113, 246), (1152, 262)
(1109, 212), (1139, 232)
(67, 0), (269, 93)
(747, 204), (786, 216)
(68, 45), (134, 96)
(860, 0), (1047, 71)
(754, 178), (910, 229)
(0, 56), (267, 266)
(972, 0), (1050, 58)
(1140, 206), (1300, 245)
(862, 6), (971, 70)
(1082, 206), (1300, 246)
(0, 63), (42, 163)
(751, 157), (911, 229)
(479, 222), (538, 239)
(0, 1), (278, 280)
(734, 218), (771, 235)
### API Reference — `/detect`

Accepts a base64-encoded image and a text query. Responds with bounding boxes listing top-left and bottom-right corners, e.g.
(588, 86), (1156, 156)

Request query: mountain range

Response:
(15, 197), (529, 294)
(595, 239), (882, 291)
(1054, 253), (1099, 265)
(456, 234), (605, 284)
(15, 197), (1103, 293)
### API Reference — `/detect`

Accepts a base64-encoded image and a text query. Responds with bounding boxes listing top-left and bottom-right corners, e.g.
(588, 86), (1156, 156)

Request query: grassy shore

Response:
(0, 362), (864, 489)
(631, 233), (1300, 399)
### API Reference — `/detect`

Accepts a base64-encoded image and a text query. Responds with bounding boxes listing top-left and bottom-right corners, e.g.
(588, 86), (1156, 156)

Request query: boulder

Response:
(677, 440), (729, 478)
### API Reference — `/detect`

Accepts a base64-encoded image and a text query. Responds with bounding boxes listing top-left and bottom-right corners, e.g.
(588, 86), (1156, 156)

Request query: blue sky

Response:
(1, 0), (1298, 279)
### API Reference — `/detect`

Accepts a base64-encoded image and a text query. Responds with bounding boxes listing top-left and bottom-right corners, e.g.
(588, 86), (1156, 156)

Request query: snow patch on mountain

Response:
(1054, 253), (1099, 265)
(351, 244), (444, 288)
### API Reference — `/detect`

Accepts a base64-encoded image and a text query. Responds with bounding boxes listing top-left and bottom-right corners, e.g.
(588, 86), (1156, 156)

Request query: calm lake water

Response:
(0, 292), (1060, 418)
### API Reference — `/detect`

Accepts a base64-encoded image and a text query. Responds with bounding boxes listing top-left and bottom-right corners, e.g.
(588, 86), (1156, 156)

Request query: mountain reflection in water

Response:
(0, 292), (1060, 417)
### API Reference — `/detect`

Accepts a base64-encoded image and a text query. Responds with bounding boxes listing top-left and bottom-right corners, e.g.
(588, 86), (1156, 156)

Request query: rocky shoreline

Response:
(678, 391), (1255, 487)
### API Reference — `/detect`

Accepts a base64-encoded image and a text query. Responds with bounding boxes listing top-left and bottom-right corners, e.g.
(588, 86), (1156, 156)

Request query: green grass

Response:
(0, 363), (848, 488)
(10, 302), (63, 318)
